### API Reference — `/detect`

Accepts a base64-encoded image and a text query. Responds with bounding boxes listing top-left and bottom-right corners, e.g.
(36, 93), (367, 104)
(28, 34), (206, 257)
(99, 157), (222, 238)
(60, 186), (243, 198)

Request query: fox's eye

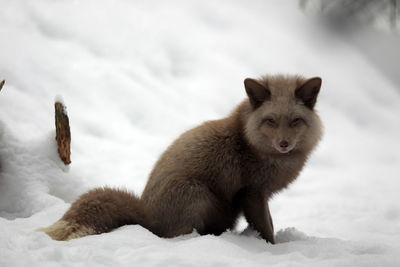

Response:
(265, 118), (276, 125)
(291, 118), (302, 126)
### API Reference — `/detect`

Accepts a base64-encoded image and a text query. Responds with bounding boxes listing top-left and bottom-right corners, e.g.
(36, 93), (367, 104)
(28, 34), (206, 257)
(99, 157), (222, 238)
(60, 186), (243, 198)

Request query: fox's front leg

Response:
(241, 188), (275, 244)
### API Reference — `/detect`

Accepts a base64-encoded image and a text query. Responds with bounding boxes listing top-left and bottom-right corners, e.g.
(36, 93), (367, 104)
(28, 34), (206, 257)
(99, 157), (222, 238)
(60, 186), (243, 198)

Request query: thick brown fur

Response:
(39, 74), (323, 244)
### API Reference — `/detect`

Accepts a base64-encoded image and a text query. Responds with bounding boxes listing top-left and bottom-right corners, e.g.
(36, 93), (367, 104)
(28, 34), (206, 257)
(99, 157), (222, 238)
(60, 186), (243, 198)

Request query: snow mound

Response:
(275, 227), (309, 243)
(0, 122), (85, 219)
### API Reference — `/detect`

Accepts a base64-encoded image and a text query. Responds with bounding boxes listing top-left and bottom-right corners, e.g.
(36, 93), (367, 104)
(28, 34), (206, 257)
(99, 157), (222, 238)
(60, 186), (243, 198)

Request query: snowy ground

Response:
(1, 0), (400, 266)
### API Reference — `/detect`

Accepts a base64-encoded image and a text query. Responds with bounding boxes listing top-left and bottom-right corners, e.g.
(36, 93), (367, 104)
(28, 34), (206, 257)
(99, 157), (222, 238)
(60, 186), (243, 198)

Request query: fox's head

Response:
(243, 75), (323, 155)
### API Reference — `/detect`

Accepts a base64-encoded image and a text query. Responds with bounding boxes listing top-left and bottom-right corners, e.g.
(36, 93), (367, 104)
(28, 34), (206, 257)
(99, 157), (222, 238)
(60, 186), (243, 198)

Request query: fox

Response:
(38, 74), (323, 244)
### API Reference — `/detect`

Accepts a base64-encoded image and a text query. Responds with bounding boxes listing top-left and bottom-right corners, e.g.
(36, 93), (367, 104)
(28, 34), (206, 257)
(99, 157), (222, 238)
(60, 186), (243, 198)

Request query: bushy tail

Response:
(37, 187), (147, 241)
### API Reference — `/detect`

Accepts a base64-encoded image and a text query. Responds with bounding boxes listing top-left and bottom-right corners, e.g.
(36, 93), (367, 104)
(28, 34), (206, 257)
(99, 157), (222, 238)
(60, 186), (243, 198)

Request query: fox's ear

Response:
(244, 78), (271, 109)
(295, 77), (322, 109)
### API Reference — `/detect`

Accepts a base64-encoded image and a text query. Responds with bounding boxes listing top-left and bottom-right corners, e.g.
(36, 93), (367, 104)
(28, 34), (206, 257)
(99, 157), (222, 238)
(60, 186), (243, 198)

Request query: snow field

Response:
(0, 0), (400, 266)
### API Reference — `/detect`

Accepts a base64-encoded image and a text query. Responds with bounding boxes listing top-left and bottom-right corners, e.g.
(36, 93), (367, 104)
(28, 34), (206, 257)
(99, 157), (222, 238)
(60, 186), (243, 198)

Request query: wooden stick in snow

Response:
(55, 100), (71, 165)
(0, 80), (5, 91)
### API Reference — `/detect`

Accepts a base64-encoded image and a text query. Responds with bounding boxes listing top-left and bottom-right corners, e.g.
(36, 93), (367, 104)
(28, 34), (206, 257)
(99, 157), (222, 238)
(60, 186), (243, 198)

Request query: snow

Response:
(54, 95), (65, 106)
(1, 0), (400, 266)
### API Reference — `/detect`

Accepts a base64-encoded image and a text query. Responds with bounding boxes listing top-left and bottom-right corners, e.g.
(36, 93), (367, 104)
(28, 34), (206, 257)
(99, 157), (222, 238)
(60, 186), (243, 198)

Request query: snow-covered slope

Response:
(1, 0), (400, 266)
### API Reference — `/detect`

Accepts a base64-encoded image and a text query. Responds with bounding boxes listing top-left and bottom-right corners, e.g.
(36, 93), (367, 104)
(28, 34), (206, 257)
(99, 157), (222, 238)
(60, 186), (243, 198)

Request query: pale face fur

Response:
(244, 75), (322, 155)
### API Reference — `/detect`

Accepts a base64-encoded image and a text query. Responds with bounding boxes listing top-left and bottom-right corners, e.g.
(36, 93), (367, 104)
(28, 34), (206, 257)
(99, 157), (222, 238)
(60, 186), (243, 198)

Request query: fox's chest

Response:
(248, 155), (307, 193)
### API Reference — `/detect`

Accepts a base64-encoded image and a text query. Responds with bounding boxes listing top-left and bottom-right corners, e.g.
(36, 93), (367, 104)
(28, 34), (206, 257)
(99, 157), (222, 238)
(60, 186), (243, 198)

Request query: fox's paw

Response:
(37, 220), (95, 241)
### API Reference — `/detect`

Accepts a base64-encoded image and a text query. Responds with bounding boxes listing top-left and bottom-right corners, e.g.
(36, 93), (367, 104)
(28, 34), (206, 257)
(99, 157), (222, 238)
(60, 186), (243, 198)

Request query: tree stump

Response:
(55, 101), (71, 165)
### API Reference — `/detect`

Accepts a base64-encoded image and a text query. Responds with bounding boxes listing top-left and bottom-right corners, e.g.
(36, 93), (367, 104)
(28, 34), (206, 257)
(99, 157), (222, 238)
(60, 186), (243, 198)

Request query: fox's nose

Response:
(279, 140), (289, 148)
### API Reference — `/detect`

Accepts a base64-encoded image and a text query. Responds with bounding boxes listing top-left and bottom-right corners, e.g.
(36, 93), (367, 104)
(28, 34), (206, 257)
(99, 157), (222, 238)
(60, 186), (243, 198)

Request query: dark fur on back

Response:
(39, 74), (323, 244)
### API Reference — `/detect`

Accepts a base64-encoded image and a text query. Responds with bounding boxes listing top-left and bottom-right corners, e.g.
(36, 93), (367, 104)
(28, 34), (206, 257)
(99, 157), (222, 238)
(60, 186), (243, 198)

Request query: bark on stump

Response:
(55, 102), (71, 165)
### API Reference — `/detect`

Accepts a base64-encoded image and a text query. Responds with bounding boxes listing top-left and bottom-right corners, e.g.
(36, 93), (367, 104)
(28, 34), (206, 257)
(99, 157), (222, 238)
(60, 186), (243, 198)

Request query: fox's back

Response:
(141, 115), (245, 205)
